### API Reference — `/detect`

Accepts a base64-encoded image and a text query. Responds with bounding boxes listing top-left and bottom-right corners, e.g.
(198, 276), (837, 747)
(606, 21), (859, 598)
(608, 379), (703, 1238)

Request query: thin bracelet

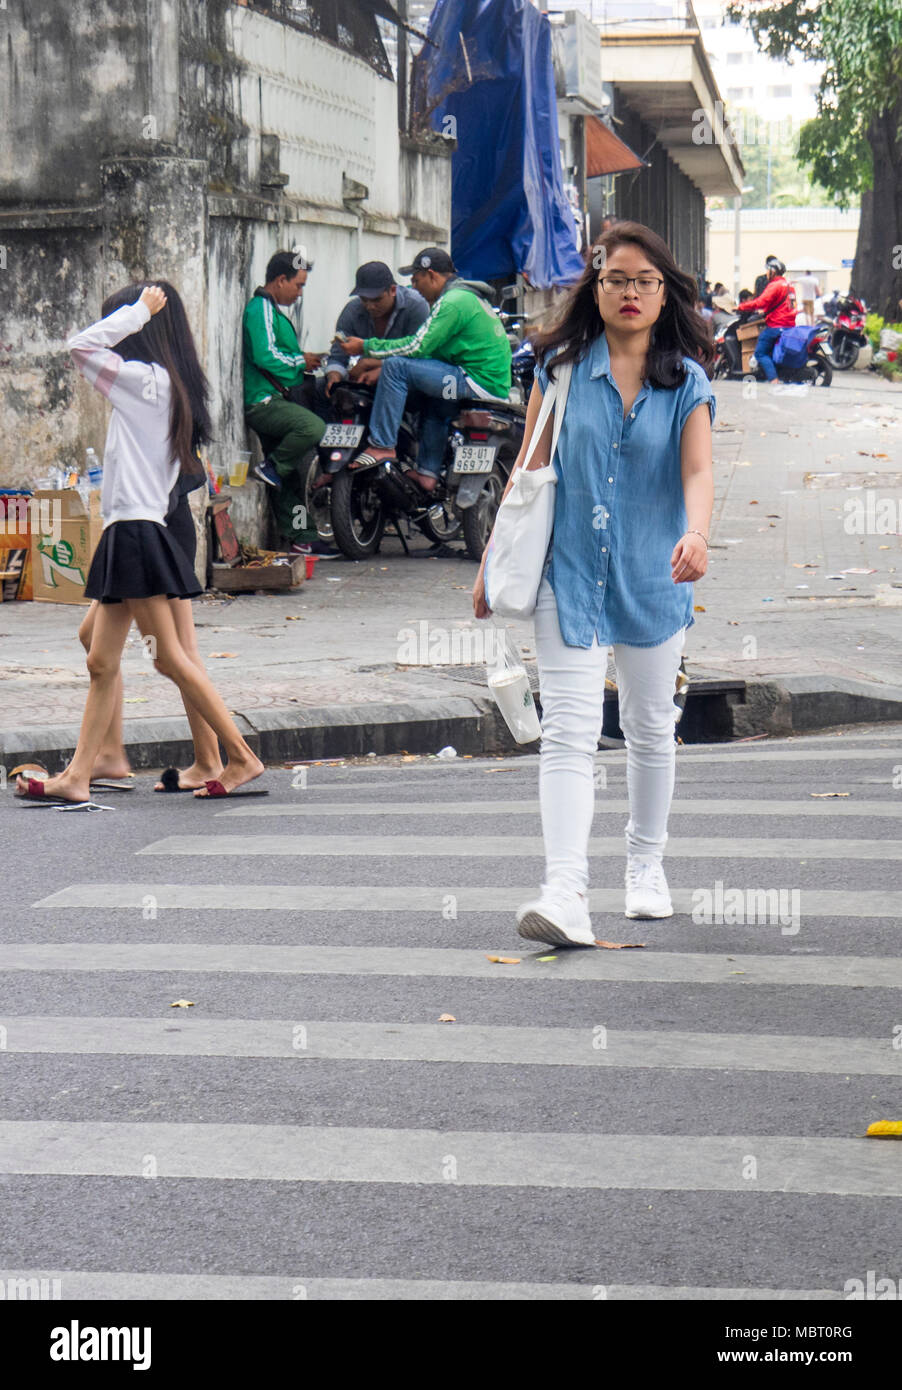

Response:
(686, 529), (709, 550)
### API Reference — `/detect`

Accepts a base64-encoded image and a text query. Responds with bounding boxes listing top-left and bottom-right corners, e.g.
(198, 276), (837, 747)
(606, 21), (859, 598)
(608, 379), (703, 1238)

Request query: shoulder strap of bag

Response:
(519, 355), (572, 472)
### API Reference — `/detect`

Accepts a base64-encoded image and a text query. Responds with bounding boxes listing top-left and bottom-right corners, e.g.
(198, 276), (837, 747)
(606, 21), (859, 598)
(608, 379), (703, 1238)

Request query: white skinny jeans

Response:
(534, 576), (686, 896)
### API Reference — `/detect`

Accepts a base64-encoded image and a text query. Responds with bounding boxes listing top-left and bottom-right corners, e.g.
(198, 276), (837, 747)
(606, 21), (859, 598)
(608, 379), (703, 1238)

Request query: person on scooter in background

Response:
(242, 250), (337, 556)
(736, 256), (796, 384)
(339, 247), (512, 494)
(322, 262), (429, 396)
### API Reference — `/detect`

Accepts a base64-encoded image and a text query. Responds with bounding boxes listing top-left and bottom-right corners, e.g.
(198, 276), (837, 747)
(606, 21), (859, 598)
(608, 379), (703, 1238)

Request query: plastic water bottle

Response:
(86, 447), (103, 487)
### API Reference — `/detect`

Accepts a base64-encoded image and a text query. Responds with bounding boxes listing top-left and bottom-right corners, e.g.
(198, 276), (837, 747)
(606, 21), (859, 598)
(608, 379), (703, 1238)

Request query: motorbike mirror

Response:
(500, 285), (518, 301)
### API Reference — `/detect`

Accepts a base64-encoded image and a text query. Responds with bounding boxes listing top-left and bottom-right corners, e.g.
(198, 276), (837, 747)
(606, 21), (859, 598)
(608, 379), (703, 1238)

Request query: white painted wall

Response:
(229, 6), (415, 349)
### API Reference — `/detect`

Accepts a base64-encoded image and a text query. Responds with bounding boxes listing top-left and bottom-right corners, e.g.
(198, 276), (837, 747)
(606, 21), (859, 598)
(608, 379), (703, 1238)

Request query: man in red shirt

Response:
(738, 256), (796, 381)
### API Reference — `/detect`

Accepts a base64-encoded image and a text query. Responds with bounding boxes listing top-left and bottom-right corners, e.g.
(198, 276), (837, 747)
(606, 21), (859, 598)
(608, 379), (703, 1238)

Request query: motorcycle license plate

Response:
(321, 423), (365, 448)
(453, 445), (496, 473)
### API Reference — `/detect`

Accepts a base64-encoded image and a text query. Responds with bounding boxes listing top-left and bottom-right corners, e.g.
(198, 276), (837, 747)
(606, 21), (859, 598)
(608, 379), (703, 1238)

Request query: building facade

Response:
(0, 0), (453, 487)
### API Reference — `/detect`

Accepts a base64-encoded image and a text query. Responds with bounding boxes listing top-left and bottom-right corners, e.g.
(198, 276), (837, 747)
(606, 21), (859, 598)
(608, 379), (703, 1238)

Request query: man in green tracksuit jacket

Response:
(341, 247), (512, 493)
(242, 250), (329, 550)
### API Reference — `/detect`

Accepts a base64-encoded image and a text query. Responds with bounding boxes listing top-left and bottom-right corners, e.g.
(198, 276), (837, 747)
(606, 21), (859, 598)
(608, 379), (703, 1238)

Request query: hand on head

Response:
(139, 285), (167, 316)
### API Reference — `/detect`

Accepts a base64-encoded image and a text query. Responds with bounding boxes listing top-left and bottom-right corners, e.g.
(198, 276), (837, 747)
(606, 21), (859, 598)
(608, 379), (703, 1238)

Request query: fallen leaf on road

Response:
(401, 755), (419, 762)
(486, 955), (521, 964)
(693, 604), (705, 612)
(841, 568), (876, 575)
(11, 763), (48, 777)
(749, 500), (759, 504)
(594, 940), (646, 950)
(285, 615), (303, 621)
(729, 971), (746, 975)
(123, 697), (148, 703)
(866, 1120), (902, 1138)
(438, 1013), (457, 1023)
(537, 956), (558, 962)
(210, 652), (238, 658)
(170, 1000), (195, 1008)
(810, 791), (851, 798)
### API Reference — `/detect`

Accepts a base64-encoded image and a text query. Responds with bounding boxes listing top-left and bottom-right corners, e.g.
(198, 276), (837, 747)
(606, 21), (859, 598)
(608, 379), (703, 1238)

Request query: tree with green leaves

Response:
(727, 0), (902, 318)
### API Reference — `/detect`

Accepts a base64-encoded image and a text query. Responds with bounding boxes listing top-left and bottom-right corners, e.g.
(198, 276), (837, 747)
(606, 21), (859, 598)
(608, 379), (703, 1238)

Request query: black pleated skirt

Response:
(164, 492), (197, 568)
(84, 518), (202, 604)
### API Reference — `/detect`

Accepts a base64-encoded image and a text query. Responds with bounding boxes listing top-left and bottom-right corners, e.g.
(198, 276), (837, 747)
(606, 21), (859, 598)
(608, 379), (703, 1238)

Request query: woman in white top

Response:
(16, 284), (264, 803)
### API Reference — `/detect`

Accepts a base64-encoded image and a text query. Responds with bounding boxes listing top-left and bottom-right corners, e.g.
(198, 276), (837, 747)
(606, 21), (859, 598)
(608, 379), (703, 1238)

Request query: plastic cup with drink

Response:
(486, 626), (541, 744)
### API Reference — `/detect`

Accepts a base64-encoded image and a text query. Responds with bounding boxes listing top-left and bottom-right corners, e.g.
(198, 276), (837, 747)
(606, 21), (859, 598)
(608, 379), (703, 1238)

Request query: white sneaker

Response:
(516, 888), (596, 947)
(624, 856), (673, 919)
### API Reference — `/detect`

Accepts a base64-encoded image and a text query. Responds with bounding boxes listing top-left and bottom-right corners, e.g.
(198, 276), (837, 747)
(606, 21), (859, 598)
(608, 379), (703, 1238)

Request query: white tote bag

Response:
(483, 357), (572, 620)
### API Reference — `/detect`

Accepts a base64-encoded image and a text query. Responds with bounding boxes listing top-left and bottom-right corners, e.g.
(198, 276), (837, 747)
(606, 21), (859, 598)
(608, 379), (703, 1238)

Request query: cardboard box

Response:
(0, 493), (33, 599)
(30, 489), (103, 604)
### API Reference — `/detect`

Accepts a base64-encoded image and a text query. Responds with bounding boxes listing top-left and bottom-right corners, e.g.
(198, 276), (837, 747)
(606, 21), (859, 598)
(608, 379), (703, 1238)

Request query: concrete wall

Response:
(707, 216), (859, 298)
(0, 0), (452, 493)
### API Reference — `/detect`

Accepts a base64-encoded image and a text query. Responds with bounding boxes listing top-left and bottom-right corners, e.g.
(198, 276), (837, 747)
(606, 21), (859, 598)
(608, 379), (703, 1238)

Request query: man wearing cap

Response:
(323, 262), (429, 395)
(341, 247), (512, 493)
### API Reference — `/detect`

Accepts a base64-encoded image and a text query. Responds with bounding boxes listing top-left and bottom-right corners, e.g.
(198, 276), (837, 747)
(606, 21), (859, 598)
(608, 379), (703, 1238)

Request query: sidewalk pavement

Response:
(2, 371), (902, 768)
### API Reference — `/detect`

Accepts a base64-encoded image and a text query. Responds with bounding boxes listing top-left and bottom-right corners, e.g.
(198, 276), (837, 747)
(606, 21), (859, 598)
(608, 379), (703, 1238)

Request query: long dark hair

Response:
(531, 221), (714, 387)
(101, 280), (213, 480)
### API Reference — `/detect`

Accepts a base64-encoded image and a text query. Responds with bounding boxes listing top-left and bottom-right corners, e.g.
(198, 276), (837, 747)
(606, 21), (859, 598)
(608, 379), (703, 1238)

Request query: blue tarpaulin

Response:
(411, 0), (585, 289)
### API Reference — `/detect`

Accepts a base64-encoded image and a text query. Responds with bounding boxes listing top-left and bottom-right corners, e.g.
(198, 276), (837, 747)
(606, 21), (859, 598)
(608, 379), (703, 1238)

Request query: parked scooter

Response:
(316, 375), (526, 562)
(828, 295), (868, 370)
(713, 314), (833, 386)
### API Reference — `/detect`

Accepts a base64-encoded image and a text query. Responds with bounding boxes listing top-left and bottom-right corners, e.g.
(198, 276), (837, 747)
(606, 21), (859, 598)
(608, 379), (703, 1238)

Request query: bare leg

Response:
(17, 603), (134, 801)
(78, 601), (133, 780)
(153, 598), (224, 791)
(128, 595), (263, 795)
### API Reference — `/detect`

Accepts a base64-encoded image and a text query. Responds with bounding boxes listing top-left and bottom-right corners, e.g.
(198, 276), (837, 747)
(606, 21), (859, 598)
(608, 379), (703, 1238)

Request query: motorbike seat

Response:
(456, 392), (513, 409)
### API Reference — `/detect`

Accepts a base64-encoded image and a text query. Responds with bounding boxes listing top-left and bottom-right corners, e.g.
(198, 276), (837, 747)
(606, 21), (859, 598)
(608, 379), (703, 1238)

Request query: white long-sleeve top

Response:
(67, 300), (180, 527)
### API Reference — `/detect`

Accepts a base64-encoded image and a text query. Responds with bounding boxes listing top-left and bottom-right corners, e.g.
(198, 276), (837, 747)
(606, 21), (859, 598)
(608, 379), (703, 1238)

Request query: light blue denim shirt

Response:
(536, 333), (715, 648)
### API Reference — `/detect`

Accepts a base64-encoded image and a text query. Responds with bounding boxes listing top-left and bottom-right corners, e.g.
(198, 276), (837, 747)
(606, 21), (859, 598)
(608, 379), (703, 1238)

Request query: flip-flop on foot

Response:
(194, 779), (269, 799)
(154, 767), (206, 794)
(15, 777), (90, 805)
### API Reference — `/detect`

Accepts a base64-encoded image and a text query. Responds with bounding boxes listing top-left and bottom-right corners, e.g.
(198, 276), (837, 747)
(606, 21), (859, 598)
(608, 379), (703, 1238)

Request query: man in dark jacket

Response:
(323, 263), (429, 395)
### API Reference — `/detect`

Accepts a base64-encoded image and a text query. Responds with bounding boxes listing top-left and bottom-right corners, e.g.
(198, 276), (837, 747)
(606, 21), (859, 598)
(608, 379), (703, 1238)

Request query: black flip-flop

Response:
(154, 767), (204, 794)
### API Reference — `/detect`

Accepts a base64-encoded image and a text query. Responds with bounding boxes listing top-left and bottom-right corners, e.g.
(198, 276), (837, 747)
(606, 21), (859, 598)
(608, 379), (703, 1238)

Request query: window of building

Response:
(768, 84), (793, 98)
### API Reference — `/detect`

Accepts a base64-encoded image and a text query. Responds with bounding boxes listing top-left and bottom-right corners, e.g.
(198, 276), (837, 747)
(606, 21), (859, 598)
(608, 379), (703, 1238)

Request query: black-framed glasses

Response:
(598, 275), (664, 295)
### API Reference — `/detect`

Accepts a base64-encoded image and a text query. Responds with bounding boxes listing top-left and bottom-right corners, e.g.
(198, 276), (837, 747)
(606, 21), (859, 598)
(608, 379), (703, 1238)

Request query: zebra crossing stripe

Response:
(1, 1017), (898, 1074)
(5, 941), (902, 987)
(0, 1123), (898, 1194)
(136, 833), (902, 860)
(216, 797), (902, 820)
(32, 883), (902, 919)
(0, 1270), (844, 1300)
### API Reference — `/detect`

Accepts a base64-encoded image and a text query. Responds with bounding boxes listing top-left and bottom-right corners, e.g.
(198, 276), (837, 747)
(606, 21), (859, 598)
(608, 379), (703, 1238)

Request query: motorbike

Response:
(828, 295), (868, 370)
(312, 370), (528, 563)
(713, 314), (833, 386)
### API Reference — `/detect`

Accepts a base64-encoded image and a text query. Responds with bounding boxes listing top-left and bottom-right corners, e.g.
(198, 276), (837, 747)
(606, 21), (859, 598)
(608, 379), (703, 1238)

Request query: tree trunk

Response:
(854, 101), (902, 321)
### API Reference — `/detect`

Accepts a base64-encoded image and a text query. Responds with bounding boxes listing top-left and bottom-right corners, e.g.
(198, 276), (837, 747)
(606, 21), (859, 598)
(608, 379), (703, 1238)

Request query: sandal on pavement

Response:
(15, 777), (90, 806)
(194, 779), (270, 799)
(154, 767), (206, 794)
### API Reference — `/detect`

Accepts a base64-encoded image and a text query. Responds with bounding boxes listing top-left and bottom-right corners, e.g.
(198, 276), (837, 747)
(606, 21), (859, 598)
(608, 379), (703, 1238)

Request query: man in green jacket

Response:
(342, 247), (512, 493)
(243, 250), (334, 553)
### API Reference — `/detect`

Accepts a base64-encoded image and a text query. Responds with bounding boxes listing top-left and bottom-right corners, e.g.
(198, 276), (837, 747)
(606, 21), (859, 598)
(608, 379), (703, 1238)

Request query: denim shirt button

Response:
(607, 476), (614, 483)
(612, 442), (619, 449)
(630, 411), (636, 419)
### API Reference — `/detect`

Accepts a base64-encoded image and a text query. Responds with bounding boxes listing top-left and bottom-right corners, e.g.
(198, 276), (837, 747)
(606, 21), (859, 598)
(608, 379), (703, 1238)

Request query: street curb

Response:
(0, 696), (515, 772)
(2, 675), (901, 773)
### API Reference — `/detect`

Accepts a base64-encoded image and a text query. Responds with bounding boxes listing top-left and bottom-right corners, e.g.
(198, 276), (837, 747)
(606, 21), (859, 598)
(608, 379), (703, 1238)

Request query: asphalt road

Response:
(1, 727), (901, 1301)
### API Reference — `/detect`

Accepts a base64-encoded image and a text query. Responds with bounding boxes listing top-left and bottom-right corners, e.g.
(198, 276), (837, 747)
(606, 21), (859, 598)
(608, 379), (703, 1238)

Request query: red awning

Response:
(585, 116), (645, 178)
